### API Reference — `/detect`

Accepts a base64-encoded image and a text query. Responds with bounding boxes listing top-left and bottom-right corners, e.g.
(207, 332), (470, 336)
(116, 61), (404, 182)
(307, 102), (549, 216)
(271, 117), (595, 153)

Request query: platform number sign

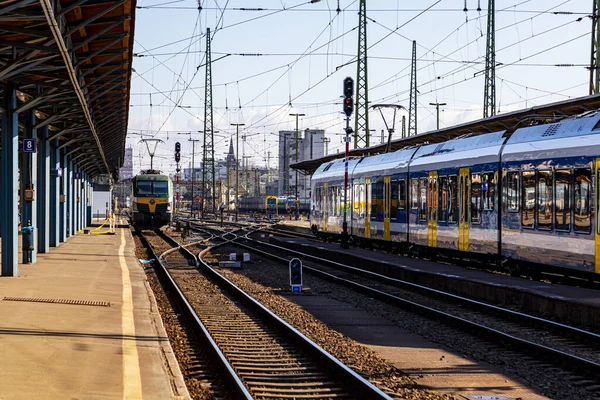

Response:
(22, 138), (37, 153)
(289, 258), (302, 293)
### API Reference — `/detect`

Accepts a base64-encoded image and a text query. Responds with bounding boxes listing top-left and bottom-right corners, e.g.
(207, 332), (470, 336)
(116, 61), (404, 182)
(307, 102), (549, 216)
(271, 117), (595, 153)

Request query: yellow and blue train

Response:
(311, 112), (600, 279)
(131, 170), (174, 225)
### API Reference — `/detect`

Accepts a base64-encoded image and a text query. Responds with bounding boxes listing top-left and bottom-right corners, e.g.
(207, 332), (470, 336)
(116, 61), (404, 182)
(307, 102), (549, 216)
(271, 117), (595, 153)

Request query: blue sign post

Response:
(22, 138), (37, 153)
(289, 258), (302, 293)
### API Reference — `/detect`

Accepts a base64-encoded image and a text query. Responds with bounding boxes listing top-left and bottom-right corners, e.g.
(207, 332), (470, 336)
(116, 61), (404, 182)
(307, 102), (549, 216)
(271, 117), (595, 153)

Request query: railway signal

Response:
(174, 142), (181, 163)
(289, 258), (302, 293)
(341, 77), (354, 249)
(343, 77), (354, 117)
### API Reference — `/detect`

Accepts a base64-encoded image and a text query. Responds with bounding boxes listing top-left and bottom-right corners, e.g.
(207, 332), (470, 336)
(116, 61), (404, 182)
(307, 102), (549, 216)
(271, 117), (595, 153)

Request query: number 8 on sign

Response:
(22, 138), (37, 153)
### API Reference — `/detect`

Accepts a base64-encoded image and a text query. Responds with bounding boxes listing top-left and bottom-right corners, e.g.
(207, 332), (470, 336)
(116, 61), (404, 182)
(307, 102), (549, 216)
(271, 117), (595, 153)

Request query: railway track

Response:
(139, 227), (390, 399)
(231, 232), (600, 394)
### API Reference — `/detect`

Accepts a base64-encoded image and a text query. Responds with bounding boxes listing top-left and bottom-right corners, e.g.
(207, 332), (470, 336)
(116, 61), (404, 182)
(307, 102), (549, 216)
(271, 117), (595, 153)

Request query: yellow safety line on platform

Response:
(119, 231), (143, 399)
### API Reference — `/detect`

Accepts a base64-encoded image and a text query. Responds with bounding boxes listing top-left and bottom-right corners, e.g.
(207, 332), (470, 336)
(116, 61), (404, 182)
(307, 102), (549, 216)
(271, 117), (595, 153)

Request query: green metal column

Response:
(354, 0), (370, 148)
(590, 0), (600, 94)
(483, 0), (496, 118)
(408, 41), (417, 136)
(203, 27), (216, 215)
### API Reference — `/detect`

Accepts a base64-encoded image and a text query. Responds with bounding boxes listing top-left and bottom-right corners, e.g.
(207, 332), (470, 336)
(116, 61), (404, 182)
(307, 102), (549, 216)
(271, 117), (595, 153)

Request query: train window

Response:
(353, 184), (360, 212)
(372, 181), (384, 220)
(419, 178), (427, 221)
(555, 169), (572, 231)
(537, 170), (553, 230)
(411, 179), (419, 209)
(482, 172), (495, 211)
(315, 188), (322, 212)
(471, 173), (482, 224)
(399, 180), (407, 209)
(522, 170), (536, 228)
(391, 180), (398, 220)
(448, 175), (458, 223)
(574, 168), (592, 234)
(358, 184), (365, 218)
(439, 176), (448, 222)
(507, 171), (520, 212)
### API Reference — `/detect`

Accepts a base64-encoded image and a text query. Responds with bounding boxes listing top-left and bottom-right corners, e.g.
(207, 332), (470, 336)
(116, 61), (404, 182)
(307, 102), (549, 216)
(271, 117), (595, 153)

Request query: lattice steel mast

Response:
(408, 40), (417, 137)
(354, 0), (370, 148)
(483, 0), (496, 118)
(202, 27), (216, 214)
(590, 0), (600, 94)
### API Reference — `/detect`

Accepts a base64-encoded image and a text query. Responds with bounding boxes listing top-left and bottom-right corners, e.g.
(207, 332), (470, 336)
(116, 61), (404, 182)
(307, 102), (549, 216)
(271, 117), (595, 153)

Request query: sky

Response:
(128, 0), (592, 174)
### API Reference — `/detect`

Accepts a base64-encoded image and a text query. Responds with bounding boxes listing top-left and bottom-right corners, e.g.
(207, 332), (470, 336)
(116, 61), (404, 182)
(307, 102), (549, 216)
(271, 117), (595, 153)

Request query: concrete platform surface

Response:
(0, 228), (188, 400)
(284, 294), (547, 400)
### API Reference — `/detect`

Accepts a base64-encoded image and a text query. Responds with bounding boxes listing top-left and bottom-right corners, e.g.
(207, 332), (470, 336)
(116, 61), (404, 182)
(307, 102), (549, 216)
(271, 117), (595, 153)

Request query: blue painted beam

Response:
(37, 126), (50, 253)
(86, 176), (92, 226)
(60, 150), (67, 242)
(1, 84), (19, 276)
(68, 157), (73, 237)
(49, 139), (60, 247)
(20, 109), (38, 264)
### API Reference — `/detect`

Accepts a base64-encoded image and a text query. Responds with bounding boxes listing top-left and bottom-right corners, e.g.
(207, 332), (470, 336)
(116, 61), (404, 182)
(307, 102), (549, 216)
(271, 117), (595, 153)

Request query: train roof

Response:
(410, 131), (507, 170)
(506, 111), (600, 145)
(312, 158), (361, 182)
(352, 147), (420, 178)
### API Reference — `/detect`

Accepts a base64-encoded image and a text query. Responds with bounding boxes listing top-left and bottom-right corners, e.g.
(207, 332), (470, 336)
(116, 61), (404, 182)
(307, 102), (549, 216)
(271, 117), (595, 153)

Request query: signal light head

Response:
(343, 77), (354, 98)
(343, 97), (353, 117)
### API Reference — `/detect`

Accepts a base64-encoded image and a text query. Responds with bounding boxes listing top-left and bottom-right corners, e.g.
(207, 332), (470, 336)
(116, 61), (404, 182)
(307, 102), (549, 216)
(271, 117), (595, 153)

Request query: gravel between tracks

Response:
(207, 244), (599, 400)
(133, 230), (221, 400)
(204, 246), (454, 400)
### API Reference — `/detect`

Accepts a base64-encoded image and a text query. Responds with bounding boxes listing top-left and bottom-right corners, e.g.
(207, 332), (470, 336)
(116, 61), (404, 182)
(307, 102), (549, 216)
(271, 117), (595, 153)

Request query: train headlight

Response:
(166, 203), (172, 212)
(132, 202), (138, 211)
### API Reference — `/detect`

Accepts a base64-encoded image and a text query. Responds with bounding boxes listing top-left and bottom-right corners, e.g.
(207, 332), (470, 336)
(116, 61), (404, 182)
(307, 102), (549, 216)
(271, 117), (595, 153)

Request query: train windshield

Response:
(267, 198), (277, 207)
(135, 180), (169, 197)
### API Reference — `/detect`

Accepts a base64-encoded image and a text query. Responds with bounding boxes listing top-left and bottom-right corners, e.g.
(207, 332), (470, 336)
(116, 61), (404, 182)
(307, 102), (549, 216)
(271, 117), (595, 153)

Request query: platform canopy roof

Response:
(0, 0), (135, 179)
(292, 93), (600, 175)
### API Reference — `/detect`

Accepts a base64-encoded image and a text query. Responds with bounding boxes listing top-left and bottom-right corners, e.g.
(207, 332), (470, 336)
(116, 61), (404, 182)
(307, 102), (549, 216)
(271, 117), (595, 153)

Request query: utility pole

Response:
(188, 138), (201, 218)
(289, 113), (305, 220)
(483, 0), (496, 118)
(203, 27), (216, 215)
(590, 0), (600, 94)
(354, 0), (370, 149)
(408, 40), (418, 137)
(429, 102), (447, 130)
(230, 123), (244, 221)
(402, 115), (406, 138)
(323, 137), (331, 155)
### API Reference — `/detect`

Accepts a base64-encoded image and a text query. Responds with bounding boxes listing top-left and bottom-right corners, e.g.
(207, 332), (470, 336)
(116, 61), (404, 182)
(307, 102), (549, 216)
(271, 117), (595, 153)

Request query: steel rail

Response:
(193, 229), (391, 399)
(138, 230), (252, 400)
(234, 235), (600, 377)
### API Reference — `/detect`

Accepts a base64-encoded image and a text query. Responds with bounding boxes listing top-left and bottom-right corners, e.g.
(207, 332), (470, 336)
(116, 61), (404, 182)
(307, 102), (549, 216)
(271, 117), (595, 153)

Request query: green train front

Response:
(131, 172), (174, 225)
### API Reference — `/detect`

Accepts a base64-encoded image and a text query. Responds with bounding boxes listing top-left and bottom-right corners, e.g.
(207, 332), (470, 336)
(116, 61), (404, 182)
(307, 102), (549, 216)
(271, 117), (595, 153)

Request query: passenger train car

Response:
(311, 112), (600, 278)
(131, 170), (174, 225)
(238, 196), (310, 215)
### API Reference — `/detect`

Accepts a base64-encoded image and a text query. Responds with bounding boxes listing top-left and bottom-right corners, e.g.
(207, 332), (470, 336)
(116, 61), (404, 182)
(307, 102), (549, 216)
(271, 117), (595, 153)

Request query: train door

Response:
(384, 176), (391, 240)
(595, 159), (600, 273)
(427, 172), (438, 247)
(365, 178), (371, 238)
(459, 168), (470, 252)
(323, 183), (328, 232)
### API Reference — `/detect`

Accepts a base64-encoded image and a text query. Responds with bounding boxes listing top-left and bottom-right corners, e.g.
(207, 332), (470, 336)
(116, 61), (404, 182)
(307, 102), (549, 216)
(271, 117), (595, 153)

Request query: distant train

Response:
(239, 196), (310, 215)
(311, 111), (600, 279)
(131, 170), (174, 225)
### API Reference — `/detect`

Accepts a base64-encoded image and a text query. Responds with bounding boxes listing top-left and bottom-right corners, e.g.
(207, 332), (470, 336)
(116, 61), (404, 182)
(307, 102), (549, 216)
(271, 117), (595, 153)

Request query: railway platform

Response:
(271, 236), (600, 331)
(0, 226), (188, 400)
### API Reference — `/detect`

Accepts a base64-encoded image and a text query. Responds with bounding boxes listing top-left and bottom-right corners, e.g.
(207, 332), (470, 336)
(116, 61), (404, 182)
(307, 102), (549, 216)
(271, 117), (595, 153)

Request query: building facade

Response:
(119, 147), (133, 180)
(278, 129), (324, 198)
